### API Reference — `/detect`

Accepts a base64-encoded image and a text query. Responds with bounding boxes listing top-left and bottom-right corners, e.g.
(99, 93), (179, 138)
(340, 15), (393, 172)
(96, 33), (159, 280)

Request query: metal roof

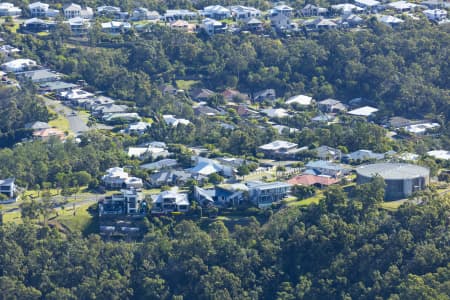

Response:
(356, 163), (429, 180)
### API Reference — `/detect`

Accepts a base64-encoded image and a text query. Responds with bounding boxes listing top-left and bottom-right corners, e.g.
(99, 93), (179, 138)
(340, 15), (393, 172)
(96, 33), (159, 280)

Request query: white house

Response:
(102, 167), (143, 189)
(101, 21), (132, 34)
(201, 5), (231, 19)
(28, 2), (59, 18)
(423, 9), (447, 21)
(427, 150), (450, 160)
(230, 5), (261, 22)
(163, 9), (197, 22)
(66, 17), (91, 35)
(163, 114), (191, 127)
(331, 3), (364, 15)
(0, 2), (21, 16)
(63, 3), (93, 19)
(1, 59), (37, 73)
(99, 189), (144, 216)
(269, 4), (294, 30)
(247, 181), (291, 208)
(403, 122), (440, 134)
(388, 1), (419, 12)
(354, 0), (381, 11)
(347, 106), (379, 117)
(261, 108), (289, 118)
(378, 15), (404, 26)
(131, 7), (160, 21)
(286, 94), (313, 106)
(151, 190), (189, 214)
(201, 18), (227, 35)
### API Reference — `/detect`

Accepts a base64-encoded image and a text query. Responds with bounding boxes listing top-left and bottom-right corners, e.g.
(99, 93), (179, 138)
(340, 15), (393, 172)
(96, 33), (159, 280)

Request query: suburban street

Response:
(43, 97), (90, 135)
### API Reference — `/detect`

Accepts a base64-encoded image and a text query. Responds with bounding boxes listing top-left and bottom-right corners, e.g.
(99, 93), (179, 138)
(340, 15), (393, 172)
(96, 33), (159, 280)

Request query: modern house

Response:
(101, 167), (143, 189)
(63, 3), (93, 19)
(140, 159), (178, 171)
(304, 17), (338, 31)
(124, 122), (151, 135)
(201, 5), (231, 20)
(259, 140), (303, 159)
(128, 143), (170, 160)
(288, 174), (339, 187)
(188, 156), (234, 178)
(163, 9), (197, 22)
(28, 2), (59, 18)
(354, 0), (381, 12)
(286, 94), (313, 106)
(343, 149), (387, 162)
(97, 5), (127, 19)
(101, 21), (132, 34)
(305, 160), (349, 177)
(163, 114), (191, 126)
(317, 99), (347, 113)
(347, 106), (379, 117)
(230, 5), (261, 22)
(269, 4), (295, 31)
(261, 108), (289, 119)
(40, 81), (78, 93)
(387, 1), (419, 12)
(378, 15), (404, 27)
(32, 128), (66, 141)
(149, 170), (191, 187)
(253, 89), (276, 103)
(423, 9), (447, 22)
(99, 189), (146, 216)
(21, 18), (57, 33)
(0, 178), (16, 202)
(131, 7), (160, 21)
(151, 190), (189, 214)
(66, 17), (91, 35)
(247, 181), (291, 208)
(201, 18), (228, 35)
(314, 145), (342, 161)
(245, 18), (264, 32)
(301, 4), (328, 17)
(194, 183), (248, 207)
(0, 2), (21, 16)
(331, 3), (363, 15)
(16, 69), (60, 83)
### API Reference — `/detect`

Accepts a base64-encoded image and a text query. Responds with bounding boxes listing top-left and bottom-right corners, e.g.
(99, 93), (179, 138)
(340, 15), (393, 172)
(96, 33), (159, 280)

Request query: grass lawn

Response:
(57, 203), (96, 234)
(3, 210), (22, 224)
(47, 106), (71, 133)
(176, 80), (200, 90)
(381, 200), (408, 211)
(285, 191), (324, 207)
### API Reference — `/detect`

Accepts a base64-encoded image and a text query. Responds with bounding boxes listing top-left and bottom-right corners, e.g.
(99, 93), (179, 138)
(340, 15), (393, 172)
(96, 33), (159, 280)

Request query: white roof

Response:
(378, 14), (405, 24)
(347, 106), (379, 117)
(273, 4), (293, 11)
(163, 115), (191, 126)
(29, 2), (49, 9)
(286, 94), (313, 106)
(202, 18), (222, 26)
(203, 5), (230, 13)
(103, 167), (128, 179)
(128, 122), (151, 131)
(388, 1), (418, 10)
(1, 59), (37, 71)
(427, 150), (450, 160)
(355, 0), (380, 6)
(332, 3), (363, 12)
(261, 108), (289, 118)
(64, 3), (81, 10)
(404, 122), (440, 134)
(259, 140), (298, 151)
(101, 21), (131, 29)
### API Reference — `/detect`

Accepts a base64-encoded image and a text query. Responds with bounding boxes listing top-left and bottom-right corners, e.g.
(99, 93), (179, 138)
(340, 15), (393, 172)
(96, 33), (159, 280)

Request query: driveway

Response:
(43, 97), (90, 135)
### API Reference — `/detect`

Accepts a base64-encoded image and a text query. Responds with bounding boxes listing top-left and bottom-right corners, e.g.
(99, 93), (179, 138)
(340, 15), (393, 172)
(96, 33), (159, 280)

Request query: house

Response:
(304, 18), (338, 31)
(194, 183), (247, 207)
(378, 15), (404, 27)
(0, 178), (16, 202)
(331, 4), (363, 15)
(163, 115), (191, 127)
(25, 121), (51, 131)
(16, 69), (59, 83)
(354, 0), (381, 11)
(66, 17), (91, 35)
(193, 104), (222, 117)
(170, 20), (195, 32)
(427, 150), (450, 160)
(140, 159), (178, 171)
(317, 99), (347, 113)
(163, 9), (197, 22)
(102, 167), (143, 189)
(421, 0), (450, 9)
(188, 156), (234, 177)
(32, 128), (65, 141)
(387, 116), (413, 128)
(92, 103), (128, 116)
(149, 170), (191, 187)
(0, 44), (20, 56)
(423, 9), (447, 22)
(21, 18), (57, 32)
(288, 174), (339, 187)
(99, 189), (146, 216)
(269, 4), (295, 31)
(259, 140), (302, 159)
(28, 2), (59, 18)
(253, 89), (276, 103)
(286, 94), (313, 106)
(347, 106), (379, 117)
(343, 149), (386, 162)
(1, 59), (37, 73)
(101, 21), (132, 34)
(97, 6), (127, 19)
(387, 1), (419, 12)
(403, 122), (440, 135)
(201, 5), (231, 20)
(301, 4), (328, 17)
(273, 124), (299, 134)
(151, 190), (189, 214)
(40, 81), (78, 93)
(128, 143), (170, 160)
(314, 145), (342, 161)
(247, 181), (291, 208)
(201, 18), (227, 35)
(339, 14), (364, 28)
(190, 88), (216, 102)
(311, 113), (336, 123)
(230, 5), (261, 22)
(305, 160), (349, 177)
(124, 122), (151, 135)
(158, 83), (177, 95)
(261, 108), (289, 119)
(222, 89), (250, 102)
(131, 7), (160, 21)
(60, 88), (94, 103)
(245, 18), (264, 32)
(63, 3), (93, 19)
(0, 2), (21, 16)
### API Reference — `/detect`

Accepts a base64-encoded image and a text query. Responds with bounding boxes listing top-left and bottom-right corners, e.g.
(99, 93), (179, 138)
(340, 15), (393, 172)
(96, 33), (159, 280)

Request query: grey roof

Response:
(246, 181), (291, 190)
(356, 163), (429, 180)
(24, 121), (50, 130)
(0, 178), (14, 185)
(41, 81), (78, 91)
(306, 160), (346, 171)
(19, 69), (59, 82)
(318, 98), (342, 105)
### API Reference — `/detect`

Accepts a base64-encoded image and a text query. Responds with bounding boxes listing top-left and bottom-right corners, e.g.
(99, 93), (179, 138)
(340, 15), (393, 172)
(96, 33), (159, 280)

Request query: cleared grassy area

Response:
(47, 106), (71, 133)
(57, 203), (95, 233)
(284, 191), (324, 207)
(3, 210), (22, 224)
(381, 200), (408, 211)
(176, 80), (200, 90)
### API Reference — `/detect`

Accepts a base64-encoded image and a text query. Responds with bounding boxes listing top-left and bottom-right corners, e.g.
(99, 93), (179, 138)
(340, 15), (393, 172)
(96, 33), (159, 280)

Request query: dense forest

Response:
(2, 189), (449, 299)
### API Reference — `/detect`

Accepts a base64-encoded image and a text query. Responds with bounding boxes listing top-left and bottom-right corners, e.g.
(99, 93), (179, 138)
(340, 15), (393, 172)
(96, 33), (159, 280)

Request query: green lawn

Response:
(381, 200), (408, 211)
(57, 203), (96, 234)
(47, 107), (71, 134)
(176, 80), (200, 90)
(284, 191), (324, 207)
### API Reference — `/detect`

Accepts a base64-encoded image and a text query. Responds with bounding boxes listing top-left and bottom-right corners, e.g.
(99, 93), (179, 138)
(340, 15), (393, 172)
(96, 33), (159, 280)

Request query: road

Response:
(43, 97), (90, 136)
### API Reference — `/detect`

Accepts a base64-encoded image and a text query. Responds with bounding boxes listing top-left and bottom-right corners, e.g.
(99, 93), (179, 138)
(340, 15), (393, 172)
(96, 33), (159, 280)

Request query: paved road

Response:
(43, 97), (90, 136)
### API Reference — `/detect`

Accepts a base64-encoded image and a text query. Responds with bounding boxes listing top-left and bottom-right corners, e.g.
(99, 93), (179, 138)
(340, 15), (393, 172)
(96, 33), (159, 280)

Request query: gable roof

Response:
(288, 174), (339, 186)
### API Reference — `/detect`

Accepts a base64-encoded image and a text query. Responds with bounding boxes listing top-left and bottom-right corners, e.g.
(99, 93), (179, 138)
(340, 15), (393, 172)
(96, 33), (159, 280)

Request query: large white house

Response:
(151, 190), (189, 214)
(102, 167), (143, 189)
(1, 59), (37, 73)
(201, 5), (231, 19)
(28, 2), (59, 18)
(0, 178), (16, 202)
(269, 4), (294, 30)
(63, 3), (93, 19)
(0, 2), (21, 16)
(423, 9), (447, 21)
